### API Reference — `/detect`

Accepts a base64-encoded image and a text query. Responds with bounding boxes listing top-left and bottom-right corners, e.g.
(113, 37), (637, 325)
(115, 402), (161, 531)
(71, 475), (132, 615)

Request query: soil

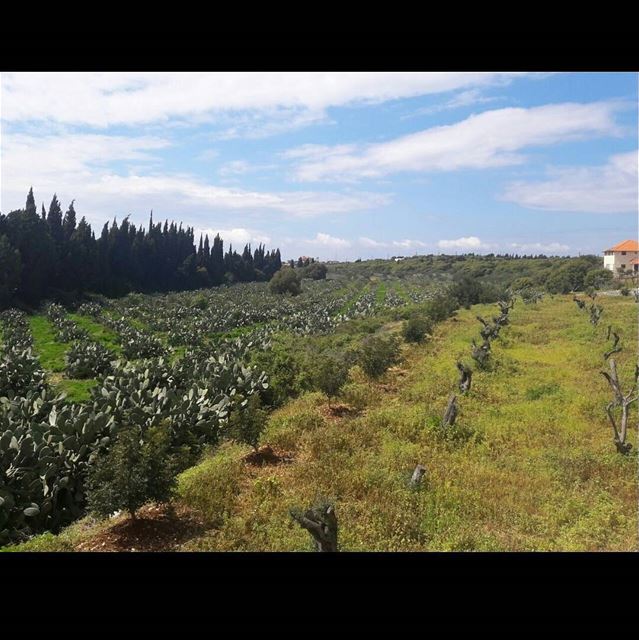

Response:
(243, 444), (293, 466)
(318, 403), (359, 421)
(74, 503), (206, 552)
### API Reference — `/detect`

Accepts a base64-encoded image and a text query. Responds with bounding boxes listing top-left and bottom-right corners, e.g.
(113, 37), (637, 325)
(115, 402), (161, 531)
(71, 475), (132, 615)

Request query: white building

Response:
(603, 239), (639, 274)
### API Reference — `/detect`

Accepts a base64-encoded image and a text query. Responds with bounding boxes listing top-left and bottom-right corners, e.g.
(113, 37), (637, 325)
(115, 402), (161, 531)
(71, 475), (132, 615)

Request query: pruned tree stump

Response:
(291, 502), (338, 552)
(456, 361), (472, 394)
(603, 329), (621, 360)
(601, 358), (637, 455)
(442, 393), (458, 427)
(409, 464), (427, 488)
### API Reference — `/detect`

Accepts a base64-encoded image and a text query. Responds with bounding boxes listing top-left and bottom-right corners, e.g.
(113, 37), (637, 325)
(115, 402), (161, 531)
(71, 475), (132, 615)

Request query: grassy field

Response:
(8, 294), (638, 551)
(27, 313), (122, 402)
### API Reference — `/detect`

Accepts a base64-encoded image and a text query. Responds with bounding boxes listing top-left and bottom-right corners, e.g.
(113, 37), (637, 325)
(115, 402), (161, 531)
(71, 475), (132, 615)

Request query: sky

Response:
(0, 72), (637, 261)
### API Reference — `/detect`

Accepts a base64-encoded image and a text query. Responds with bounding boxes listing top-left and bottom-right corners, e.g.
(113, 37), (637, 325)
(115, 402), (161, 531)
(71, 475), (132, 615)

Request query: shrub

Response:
(545, 259), (593, 293)
(313, 352), (350, 406)
(191, 294), (209, 310)
(584, 268), (613, 290)
(510, 276), (535, 291)
(249, 338), (304, 407)
(358, 334), (401, 379)
(226, 393), (267, 449)
(620, 287), (630, 296)
(423, 293), (458, 322)
(340, 382), (375, 411)
(402, 315), (432, 343)
(303, 262), (328, 280)
(450, 277), (485, 309)
(269, 268), (302, 296)
(86, 425), (177, 520)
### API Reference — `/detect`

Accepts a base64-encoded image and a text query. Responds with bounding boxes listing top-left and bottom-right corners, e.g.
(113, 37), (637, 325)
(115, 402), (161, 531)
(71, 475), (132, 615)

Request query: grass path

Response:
(69, 313), (122, 354)
(28, 316), (69, 372)
(338, 283), (371, 315)
(28, 314), (120, 403)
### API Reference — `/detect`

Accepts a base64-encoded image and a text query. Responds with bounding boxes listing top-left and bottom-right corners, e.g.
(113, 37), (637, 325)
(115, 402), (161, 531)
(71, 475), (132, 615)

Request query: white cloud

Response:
(359, 236), (388, 248)
(218, 159), (277, 178)
(308, 232), (351, 248)
(194, 227), (271, 247)
(500, 151), (637, 214)
(392, 239), (429, 250)
(402, 88), (503, 119)
(290, 102), (623, 182)
(438, 236), (484, 250)
(1, 72), (532, 130)
(0, 132), (390, 223)
(357, 237), (429, 251)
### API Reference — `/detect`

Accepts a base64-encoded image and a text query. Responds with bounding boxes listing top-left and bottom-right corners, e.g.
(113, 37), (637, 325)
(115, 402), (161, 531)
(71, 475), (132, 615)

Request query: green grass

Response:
(338, 283), (370, 315)
(28, 314), (111, 402)
(28, 316), (70, 372)
(69, 313), (122, 354)
(56, 378), (98, 403)
(391, 281), (411, 303)
(375, 282), (387, 305)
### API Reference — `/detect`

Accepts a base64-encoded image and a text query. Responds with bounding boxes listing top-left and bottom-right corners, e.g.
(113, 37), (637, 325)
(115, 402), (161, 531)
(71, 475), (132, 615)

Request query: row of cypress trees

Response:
(0, 189), (282, 308)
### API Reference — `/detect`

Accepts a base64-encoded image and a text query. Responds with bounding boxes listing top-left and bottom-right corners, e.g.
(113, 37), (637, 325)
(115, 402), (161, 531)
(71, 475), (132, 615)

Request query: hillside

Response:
(9, 293), (637, 552)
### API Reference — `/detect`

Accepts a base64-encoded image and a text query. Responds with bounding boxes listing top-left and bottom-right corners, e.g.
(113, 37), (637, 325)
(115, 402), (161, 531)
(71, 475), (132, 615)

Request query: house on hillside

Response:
(603, 239), (639, 273)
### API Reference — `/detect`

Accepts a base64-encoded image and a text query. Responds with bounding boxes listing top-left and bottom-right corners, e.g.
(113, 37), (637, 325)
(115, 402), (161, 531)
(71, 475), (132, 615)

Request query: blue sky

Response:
(1, 72), (636, 260)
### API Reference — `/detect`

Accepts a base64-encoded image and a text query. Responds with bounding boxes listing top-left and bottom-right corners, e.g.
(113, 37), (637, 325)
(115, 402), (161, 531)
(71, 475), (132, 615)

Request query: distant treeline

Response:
(0, 189), (283, 308)
(330, 252), (611, 293)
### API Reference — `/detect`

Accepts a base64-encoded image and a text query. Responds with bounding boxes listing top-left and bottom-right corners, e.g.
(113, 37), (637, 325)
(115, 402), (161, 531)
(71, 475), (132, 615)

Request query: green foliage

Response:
(249, 335), (305, 407)
(191, 294), (208, 310)
(450, 277), (485, 309)
(510, 276), (536, 290)
(1, 189), (283, 307)
(65, 340), (114, 379)
(86, 425), (177, 519)
(423, 292), (459, 322)
(303, 262), (328, 280)
(0, 235), (22, 310)
(0, 388), (112, 544)
(425, 414), (480, 445)
(402, 314), (432, 343)
(545, 259), (596, 294)
(312, 352), (350, 405)
(584, 268), (613, 290)
(358, 334), (401, 379)
(226, 393), (268, 449)
(269, 267), (302, 296)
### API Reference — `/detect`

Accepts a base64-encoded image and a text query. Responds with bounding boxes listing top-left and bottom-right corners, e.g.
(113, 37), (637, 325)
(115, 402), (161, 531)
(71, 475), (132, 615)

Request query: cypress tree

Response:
(46, 194), (64, 249)
(62, 200), (77, 241)
(25, 187), (37, 217)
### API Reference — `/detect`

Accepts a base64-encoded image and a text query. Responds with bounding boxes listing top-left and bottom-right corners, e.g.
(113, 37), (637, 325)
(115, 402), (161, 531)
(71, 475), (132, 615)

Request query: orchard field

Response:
(1, 264), (637, 551)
